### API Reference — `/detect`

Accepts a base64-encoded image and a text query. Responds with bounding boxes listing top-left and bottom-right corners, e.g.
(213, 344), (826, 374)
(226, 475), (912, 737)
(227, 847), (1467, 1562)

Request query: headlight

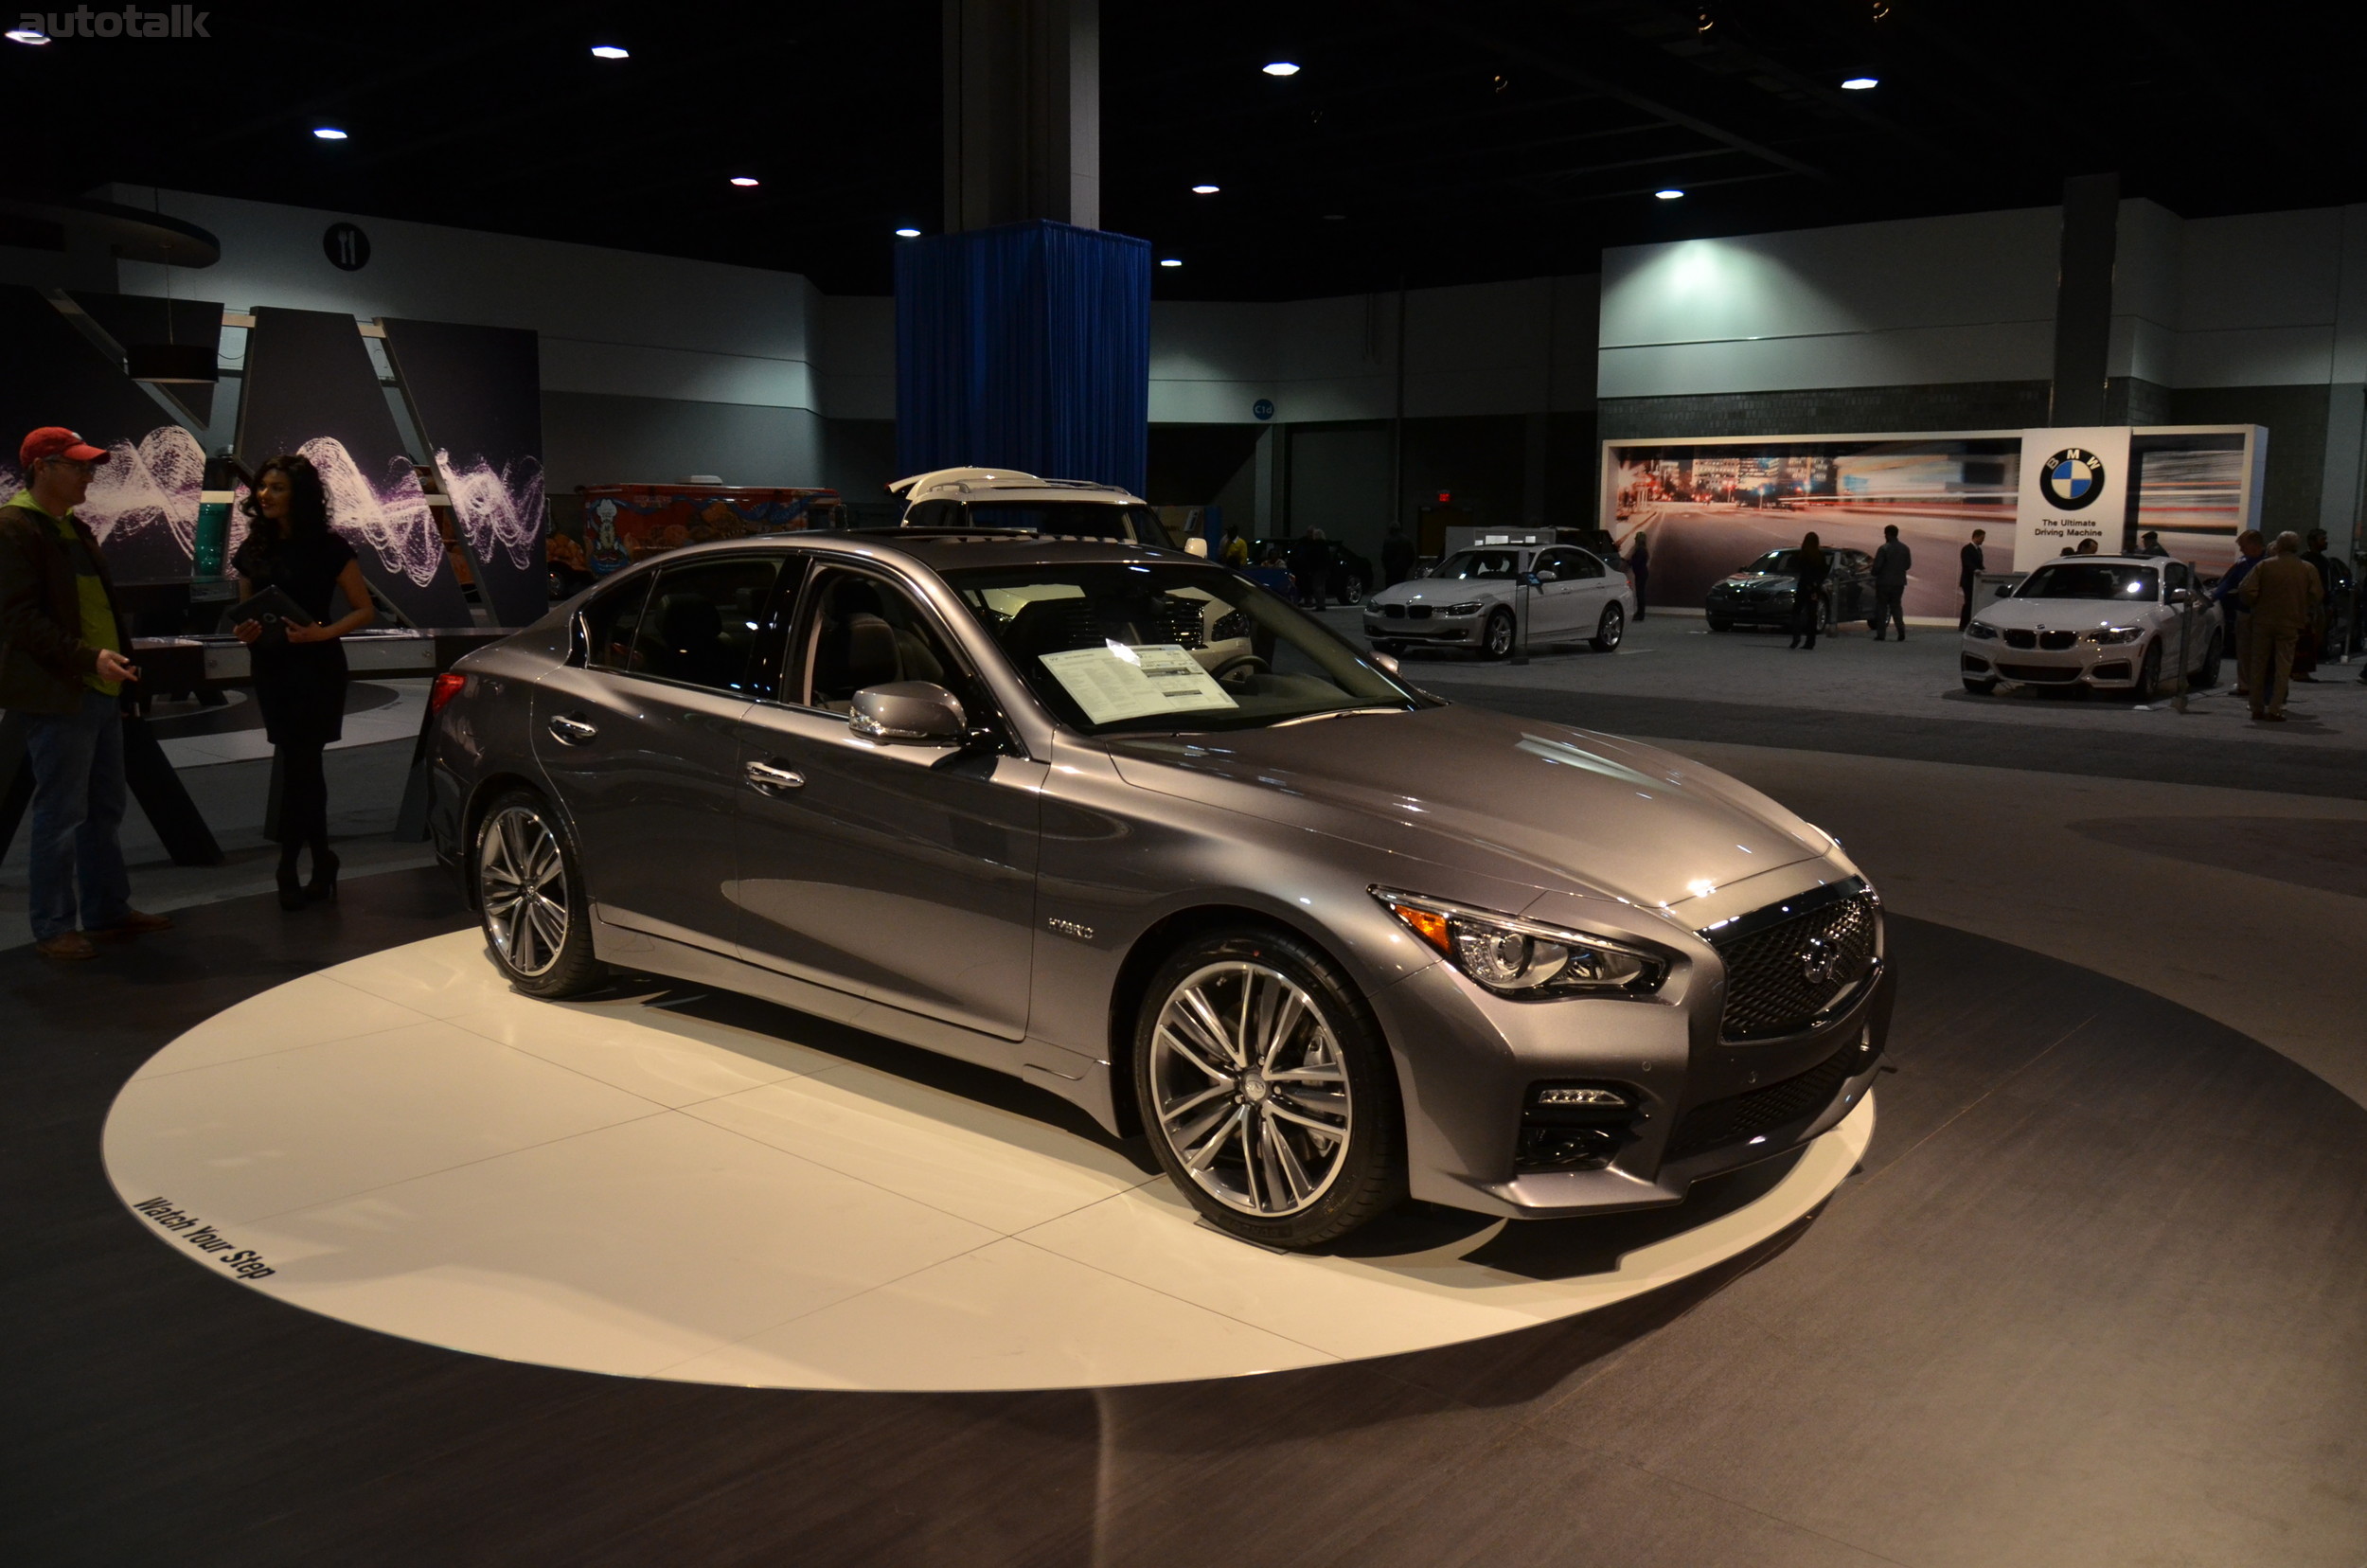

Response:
(2084, 625), (2145, 645)
(1371, 887), (1668, 998)
(1966, 620), (2000, 640)
(1443, 600), (1485, 616)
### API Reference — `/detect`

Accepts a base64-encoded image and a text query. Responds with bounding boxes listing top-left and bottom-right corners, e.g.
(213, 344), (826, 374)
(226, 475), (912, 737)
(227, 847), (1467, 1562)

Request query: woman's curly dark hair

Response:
(240, 453), (332, 542)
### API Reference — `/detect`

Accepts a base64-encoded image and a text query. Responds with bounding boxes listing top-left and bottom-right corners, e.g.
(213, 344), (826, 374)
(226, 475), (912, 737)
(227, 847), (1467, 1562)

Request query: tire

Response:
(473, 789), (606, 998)
(1132, 926), (1404, 1249)
(2195, 632), (2223, 689)
(1482, 608), (1515, 660)
(2131, 640), (2162, 704)
(1963, 675), (1998, 695)
(1707, 615), (1732, 632)
(1342, 578), (1365, 607)
(1591, 602), (1625, 652)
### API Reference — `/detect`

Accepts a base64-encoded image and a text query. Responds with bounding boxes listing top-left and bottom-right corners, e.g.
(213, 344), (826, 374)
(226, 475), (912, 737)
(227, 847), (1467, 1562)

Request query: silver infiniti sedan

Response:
(427, 531), (1889, 1249)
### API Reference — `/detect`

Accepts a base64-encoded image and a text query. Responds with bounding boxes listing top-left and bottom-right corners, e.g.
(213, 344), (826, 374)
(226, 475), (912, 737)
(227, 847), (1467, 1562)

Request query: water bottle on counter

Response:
(194, 447), (236, 577)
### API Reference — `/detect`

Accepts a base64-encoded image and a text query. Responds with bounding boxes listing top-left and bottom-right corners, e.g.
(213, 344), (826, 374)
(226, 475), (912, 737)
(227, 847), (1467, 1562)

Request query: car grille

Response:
(2003, 628), (2037, 649)
(1379, 603), (1406, 618)
(1406, 604), (1433, 620)
(1663, 1034), (1878, 1164)
(1710, 891), (1878, 1042)
(1997, 662), (2080, 683)
(2039, 630), (2076, 650)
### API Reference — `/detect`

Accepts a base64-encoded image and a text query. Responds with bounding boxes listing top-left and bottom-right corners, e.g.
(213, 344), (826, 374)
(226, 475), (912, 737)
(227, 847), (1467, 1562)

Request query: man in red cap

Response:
(2, 427), (174, 959)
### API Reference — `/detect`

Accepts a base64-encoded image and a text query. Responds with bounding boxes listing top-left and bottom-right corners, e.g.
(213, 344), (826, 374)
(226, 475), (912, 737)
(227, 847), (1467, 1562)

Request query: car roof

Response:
(621, 529), (1190, 576)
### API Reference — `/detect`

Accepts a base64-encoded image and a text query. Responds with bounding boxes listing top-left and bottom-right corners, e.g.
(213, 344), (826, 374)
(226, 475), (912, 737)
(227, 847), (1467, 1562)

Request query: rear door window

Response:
(635, 555), (787, 694)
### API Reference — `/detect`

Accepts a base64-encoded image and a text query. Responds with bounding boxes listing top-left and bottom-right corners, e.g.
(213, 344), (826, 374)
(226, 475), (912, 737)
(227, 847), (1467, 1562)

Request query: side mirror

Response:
(851, 681), (967, 744)
(1520, 572), (1543, 587)
(1993, 585), (2011, 597)
(2166, 587), (2193, 604)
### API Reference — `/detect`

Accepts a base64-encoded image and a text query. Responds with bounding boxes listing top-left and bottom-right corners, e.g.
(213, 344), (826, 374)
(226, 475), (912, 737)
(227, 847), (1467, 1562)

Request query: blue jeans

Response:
(23, 689), (132, 941)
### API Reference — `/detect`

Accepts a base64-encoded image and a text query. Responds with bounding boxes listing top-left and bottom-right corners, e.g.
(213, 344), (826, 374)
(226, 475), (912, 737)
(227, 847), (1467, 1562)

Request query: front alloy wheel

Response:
(1136, 931), (1403, 1247)
(1482, 608), (1516, 660)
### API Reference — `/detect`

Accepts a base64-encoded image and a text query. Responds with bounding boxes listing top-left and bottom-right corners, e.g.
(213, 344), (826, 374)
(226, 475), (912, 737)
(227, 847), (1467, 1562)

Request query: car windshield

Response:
(946, 561), (1422, 736)
(1744, 550), (1799, 573)
(1433, 549), (1522, 580)
(959, 501), (1159, 541)
(2018, 563), (2158, 601)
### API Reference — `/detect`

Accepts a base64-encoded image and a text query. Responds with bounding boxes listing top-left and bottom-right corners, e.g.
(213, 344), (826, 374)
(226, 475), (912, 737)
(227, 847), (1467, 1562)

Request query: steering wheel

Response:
(1211, 654), (1269, 686)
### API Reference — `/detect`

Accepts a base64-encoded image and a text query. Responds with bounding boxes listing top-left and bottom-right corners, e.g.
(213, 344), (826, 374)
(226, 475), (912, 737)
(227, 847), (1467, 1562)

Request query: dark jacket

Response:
(1871, 540), (1912, 589)
(1959, 541), (1985, 588)
(0, 501), (133, 715)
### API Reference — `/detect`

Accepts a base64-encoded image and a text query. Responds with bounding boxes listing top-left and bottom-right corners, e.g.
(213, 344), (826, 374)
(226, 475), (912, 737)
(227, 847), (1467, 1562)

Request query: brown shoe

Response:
(92, 908), (175, 937)
(2261, 711), (2288, 722)
(35, 932), (98, 961)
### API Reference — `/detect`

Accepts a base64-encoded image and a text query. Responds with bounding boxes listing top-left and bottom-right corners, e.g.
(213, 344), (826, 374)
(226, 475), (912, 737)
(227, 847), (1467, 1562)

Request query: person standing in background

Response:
(0, 428), (174, 960)
(1219, 523), (1248, 570)
(2239, 532), (2323, 722)
(2295, 529), (2340, 682)
(1379, 524), (1414, 587)
(1958, 527), (1986, 629)
(1626, 529), (1651, 619)
(2137, 531), (2170, 557)
(1789, 532), (1829, 650)
(232, 454), (375, 911)
(1870, 524), (1912, 641)
(2216, 529), (2266, 699)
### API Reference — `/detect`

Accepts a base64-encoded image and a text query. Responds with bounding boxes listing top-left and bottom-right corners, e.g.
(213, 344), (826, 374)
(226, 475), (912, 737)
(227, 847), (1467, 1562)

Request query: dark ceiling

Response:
(8, 1), (2364, 301)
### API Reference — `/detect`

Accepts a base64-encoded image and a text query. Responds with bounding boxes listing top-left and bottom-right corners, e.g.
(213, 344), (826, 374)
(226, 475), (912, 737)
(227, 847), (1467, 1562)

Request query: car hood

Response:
(1970, 597), (2158, 631)
(1717, 572), (1797, 589)
(1367, 579), (1513, 608)
(1104, 704), (1830, 912)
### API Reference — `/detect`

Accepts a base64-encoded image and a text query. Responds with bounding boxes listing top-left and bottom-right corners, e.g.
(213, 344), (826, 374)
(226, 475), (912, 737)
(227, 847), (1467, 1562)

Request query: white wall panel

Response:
(1598, 320), (2054, 398)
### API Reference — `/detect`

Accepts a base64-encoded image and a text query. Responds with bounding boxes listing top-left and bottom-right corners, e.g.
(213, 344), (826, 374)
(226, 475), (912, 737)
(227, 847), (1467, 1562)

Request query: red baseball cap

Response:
(20, 427), (110, 469)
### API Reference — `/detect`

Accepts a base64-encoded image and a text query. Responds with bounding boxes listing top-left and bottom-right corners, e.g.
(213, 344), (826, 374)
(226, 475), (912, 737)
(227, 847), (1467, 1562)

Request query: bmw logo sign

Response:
(2039, 448), (2107, 510)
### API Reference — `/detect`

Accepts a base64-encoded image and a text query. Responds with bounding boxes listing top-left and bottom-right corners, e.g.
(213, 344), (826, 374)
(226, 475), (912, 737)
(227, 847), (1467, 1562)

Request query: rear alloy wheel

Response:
(1592, 602), (1626, 652)
(474, 791), (606, 997)
(1342, 578), (1365, 607)
(1135, 929), (1403, 1248)
(1482, 608), (1516, 660)
(2131, 640), (2162, 704)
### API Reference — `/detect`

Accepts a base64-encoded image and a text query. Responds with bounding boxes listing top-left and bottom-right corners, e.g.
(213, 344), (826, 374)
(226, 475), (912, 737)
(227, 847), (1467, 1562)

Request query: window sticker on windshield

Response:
(1039, 643), (1240, 724)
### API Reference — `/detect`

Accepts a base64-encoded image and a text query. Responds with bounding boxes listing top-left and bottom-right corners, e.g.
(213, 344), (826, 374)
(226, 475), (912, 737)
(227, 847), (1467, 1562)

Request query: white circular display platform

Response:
(103, 931), (1873, 1392)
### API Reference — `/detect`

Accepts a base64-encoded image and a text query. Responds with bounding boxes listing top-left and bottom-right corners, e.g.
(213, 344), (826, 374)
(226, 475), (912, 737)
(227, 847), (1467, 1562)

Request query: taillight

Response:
(428, 671), (467, 716)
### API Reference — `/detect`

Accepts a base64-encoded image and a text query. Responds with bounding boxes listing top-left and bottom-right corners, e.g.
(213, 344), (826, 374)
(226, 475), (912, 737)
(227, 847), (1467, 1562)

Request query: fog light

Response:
(1535, 1086), (1628, 1109)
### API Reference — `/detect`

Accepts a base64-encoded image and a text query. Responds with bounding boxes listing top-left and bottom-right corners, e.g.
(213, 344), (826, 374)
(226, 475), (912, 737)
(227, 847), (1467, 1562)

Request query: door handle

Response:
(547, 713), (598, 746)
(744, 758), (805, 794)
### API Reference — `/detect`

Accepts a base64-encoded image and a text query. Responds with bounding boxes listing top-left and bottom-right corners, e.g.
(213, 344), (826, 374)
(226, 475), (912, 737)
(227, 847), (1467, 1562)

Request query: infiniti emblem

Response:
(1798, 935), (1840, 988)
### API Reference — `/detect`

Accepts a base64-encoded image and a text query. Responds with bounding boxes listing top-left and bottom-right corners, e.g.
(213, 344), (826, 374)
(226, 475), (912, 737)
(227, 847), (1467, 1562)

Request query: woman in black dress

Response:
(1789, 531), (1830, 650)
(231, 454), (375, 909)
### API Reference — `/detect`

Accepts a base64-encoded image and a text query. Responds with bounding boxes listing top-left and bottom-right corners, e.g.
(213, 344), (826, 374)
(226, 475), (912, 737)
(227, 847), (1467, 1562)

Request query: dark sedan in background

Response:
(1705, 546), (1875, 633)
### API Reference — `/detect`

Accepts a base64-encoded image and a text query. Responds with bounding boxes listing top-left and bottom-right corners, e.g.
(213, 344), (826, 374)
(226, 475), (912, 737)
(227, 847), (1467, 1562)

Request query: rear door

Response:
(534, 553), (791, 952)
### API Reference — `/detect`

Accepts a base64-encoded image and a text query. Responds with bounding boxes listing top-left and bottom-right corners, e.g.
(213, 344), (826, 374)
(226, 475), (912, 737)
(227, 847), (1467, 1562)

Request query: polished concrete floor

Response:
(8, 628), (2367, 1565)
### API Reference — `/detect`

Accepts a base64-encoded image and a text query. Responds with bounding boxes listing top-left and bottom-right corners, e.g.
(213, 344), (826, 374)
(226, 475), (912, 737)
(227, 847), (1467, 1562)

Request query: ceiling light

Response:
(1159, 258), (1184, 268)
(1262, 62), (1300, 77)
(1841, 76), (1878, 90)
(895, 227), (921, 238)
(590, 45), (630, 61)
(312, 127), (348, 141)
(1191, 184), (1220, 195)
(1655, 187), (1684, 200)
(729, 176), (759, 187)
(5, 26), (48, 43)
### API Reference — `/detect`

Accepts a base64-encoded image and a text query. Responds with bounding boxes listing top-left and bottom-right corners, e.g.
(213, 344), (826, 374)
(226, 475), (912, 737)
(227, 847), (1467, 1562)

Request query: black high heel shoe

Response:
(307, 846), (341, 904)
(276, 857), (306, 912)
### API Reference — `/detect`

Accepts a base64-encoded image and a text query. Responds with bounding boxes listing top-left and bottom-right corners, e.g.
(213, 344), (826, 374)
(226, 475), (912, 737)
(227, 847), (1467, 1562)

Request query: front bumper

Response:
(1707, 586), (1798, 623)
(1961, 633), (2148, 686)
(1364, 608), (1486, 643)
(1366, 942), (1893, 1221)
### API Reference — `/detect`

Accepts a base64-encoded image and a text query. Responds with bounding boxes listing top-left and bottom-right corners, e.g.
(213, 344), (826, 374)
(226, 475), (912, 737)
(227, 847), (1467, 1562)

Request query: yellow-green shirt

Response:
(6, 490), (120, 697)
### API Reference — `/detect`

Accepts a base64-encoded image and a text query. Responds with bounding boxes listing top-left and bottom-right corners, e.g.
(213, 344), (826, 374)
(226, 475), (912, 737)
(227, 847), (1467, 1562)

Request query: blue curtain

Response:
(896, 220), (1150, 495)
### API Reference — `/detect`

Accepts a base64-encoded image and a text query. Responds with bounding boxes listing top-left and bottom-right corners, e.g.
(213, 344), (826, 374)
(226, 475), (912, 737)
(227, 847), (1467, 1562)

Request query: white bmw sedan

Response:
(1960, 555), (2224, 700)
(1364, 543), (1635, 660)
